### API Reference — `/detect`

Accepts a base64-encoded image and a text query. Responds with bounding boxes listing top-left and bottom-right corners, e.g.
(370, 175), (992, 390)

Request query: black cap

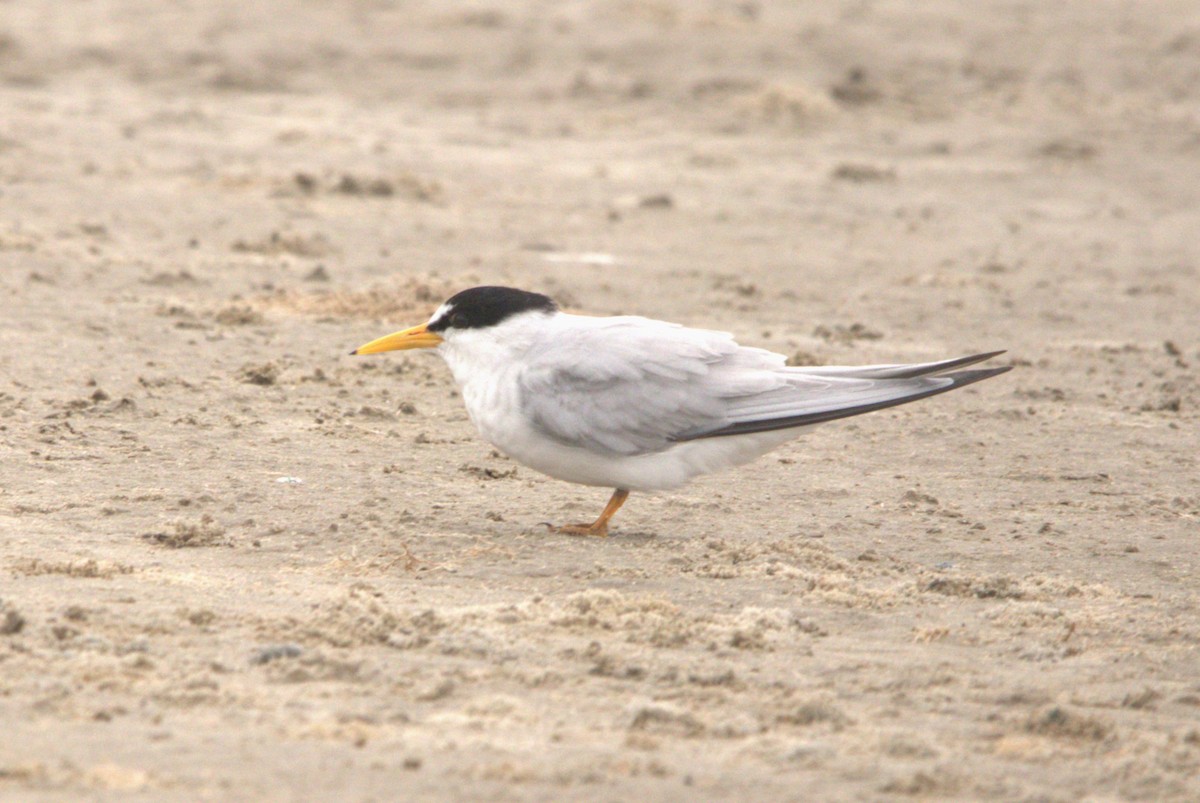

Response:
(427, 286), (558, 332)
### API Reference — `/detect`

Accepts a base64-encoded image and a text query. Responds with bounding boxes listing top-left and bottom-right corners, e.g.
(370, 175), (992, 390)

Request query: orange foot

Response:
(544, 488), (629, 539)
(550, 521), (611, 538)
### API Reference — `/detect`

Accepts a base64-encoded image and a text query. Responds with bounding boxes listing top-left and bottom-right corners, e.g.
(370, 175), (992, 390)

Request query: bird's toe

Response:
(548, 522), (609, 538)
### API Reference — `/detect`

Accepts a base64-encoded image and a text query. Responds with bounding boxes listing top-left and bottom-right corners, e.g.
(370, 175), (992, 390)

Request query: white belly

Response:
(464, 385), (797, 491)
(443, 344), (801, 492)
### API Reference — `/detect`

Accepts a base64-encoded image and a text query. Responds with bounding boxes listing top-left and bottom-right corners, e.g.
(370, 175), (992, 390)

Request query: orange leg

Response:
(551, 489), (630, 537)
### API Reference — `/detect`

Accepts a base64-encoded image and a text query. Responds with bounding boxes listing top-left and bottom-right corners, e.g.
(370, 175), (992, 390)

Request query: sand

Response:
(1, 1), (1198, 800)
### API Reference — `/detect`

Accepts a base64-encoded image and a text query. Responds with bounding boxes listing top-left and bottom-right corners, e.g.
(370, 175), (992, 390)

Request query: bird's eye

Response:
(450, 313), (467, 328)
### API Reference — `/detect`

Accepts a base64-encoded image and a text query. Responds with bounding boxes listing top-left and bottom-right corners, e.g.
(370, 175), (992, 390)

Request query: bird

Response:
(352, 286), (1010, 536)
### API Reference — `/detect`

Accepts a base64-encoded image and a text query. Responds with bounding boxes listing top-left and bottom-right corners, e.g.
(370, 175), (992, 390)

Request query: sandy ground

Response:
(1, 1), (1199, 800)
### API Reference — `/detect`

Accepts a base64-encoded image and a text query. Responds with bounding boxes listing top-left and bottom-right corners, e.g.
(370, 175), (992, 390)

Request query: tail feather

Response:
(789, 350), (1006, 380)
(674, 362), (1011, 442)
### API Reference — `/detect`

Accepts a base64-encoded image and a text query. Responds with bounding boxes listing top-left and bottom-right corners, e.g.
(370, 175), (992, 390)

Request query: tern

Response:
(353, 286), (1010, 536)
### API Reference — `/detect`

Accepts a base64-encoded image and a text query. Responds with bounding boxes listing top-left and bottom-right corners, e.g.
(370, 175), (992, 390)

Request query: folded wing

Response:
(518, 315), (1009, 455)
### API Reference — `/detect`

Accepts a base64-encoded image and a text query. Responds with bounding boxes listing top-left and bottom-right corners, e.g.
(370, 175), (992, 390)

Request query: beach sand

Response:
(1, 1), (1198, 799)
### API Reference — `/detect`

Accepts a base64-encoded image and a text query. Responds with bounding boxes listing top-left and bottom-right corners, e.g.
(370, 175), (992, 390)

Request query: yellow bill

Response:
(351, 323), (443, 355)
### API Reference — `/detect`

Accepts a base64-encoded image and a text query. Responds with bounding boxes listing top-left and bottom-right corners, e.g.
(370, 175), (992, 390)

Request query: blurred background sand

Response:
(1, 1), (1198, 799)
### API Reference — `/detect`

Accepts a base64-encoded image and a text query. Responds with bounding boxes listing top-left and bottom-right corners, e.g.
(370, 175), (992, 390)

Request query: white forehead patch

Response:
(427, 302), (454, 326)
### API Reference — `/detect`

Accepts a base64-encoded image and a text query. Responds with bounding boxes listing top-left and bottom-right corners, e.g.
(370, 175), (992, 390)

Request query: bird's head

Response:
(351, 286), (559, 356)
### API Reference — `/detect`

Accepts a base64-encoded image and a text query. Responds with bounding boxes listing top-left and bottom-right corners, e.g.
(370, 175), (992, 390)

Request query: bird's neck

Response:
(438, 324), (543, 450)
(437, 318), (544, 392)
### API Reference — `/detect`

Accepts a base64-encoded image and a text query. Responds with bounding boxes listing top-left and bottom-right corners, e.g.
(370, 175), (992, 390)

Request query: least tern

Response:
(353, 286), (1010, 536)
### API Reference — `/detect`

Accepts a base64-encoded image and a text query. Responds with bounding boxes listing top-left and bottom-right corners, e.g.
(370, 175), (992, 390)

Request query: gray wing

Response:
(519, 316), (1009, 455)
(519, 316), (774, 456)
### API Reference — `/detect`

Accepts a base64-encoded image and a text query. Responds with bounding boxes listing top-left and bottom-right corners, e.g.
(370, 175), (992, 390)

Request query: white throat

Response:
(437, 310), (552, 389)
(435, 310), (556, 453)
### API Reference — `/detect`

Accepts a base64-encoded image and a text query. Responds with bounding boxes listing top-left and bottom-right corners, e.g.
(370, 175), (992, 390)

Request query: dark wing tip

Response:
(947, 365), (1012, 386)
(675, 363), (1012, 442)
(959, 350), (1009, 369)
(910, 350), (1009, 378)
(969, 350), (1007, 365)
